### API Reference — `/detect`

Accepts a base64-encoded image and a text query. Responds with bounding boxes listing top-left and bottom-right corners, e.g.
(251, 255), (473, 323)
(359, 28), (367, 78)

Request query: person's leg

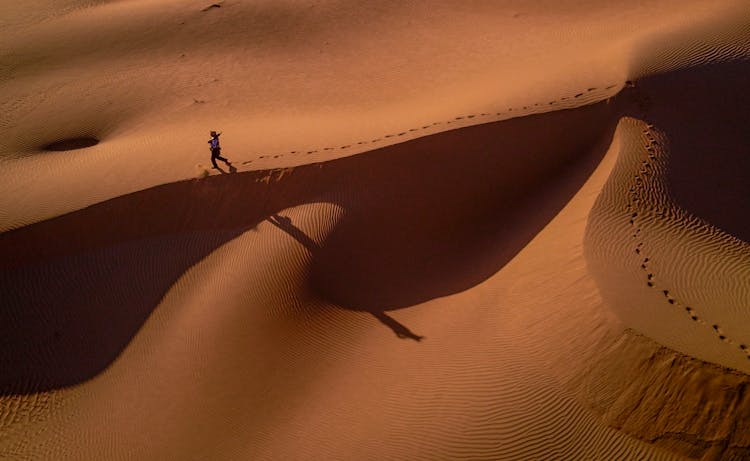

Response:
(211, 150), (220, 168)
(216, 152), (231, 165)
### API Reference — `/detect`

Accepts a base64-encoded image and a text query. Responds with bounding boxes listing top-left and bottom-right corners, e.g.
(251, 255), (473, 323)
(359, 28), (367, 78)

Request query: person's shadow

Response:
(371, 311), (424, 341)
(267, 213), (425, 342)
(213, 164), (237, 174)
(267, 214), (319, 253)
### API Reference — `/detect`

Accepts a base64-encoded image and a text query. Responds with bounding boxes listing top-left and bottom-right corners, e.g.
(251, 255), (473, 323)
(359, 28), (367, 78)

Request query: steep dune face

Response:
(2, 0), (750, 460)
(585, 61), (750, 373)
(0, 101), (615, 396)
(309, 103), (615, 312)
(1, 106), (669, 461)
(648, 61), (750, 244)
(574, 330), (750, 461)
(582, 61), (750, 459)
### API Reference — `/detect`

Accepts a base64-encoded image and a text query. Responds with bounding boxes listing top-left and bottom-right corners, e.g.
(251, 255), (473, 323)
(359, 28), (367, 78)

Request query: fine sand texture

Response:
(2, 1), (750, 460)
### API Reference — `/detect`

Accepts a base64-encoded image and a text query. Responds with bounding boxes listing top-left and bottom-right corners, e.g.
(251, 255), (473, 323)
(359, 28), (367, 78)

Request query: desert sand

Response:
(1, 1), (750, 460)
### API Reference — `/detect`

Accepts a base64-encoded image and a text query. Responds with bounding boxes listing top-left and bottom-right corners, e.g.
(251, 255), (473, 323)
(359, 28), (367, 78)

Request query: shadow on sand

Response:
(212, 163), (238, 174)
(1, 97), (619, 395)
(630, 60), (750, 243)
(268, 213), (425, 341)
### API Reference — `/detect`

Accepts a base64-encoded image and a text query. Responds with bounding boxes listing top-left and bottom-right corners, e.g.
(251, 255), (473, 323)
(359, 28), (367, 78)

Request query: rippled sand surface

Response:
(1, 1), (749, 459)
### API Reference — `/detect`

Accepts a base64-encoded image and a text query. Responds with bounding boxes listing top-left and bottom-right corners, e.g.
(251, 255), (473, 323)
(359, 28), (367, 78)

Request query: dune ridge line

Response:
(241, 85), (619, 166)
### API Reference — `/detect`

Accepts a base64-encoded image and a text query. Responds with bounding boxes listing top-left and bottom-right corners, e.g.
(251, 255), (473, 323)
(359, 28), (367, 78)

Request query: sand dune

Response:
(0, 101), (613, 395)
(586, 61), (750, 374)
(2, 1), (750, 460)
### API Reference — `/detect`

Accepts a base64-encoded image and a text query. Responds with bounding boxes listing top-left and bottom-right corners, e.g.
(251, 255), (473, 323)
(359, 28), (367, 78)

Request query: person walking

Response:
(208, 130), (231, 169)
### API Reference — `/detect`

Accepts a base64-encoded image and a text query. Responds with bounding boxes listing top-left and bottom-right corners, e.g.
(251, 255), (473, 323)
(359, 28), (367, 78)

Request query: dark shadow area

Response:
(632, 59), (750, 243)
(212, 164), (237, 175)
(43, 137), (100, 151)
(309, 102), (619, 311)
(269, 213), (425, 340)
(267, 214), (320, 253)
(0, 99), (618, 395)
(201, 3), (222, 12)
(372, 311), (424, 341)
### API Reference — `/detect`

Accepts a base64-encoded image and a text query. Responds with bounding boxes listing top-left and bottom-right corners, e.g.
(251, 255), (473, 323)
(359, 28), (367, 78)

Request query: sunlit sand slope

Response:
(2, 104), (682, 460)
(582, 57), (750, 460)
(1, 0), (750, 460)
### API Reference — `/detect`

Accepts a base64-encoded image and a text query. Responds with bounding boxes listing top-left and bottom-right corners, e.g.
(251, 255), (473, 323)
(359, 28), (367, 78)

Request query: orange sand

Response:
(1, 1), (750, 460)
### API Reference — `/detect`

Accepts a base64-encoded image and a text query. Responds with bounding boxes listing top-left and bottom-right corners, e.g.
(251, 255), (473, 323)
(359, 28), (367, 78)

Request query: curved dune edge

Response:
(2, 1), (750, 460)
(4, 0), (748, 233)
(573, 329), (750, 461)
(0, 100), (617, 394)
(2, 67), (748, 461)
(584, 65), (750, 373)
(580, 60), (750, 459)
(0, 81), (747, 461)
(1, 98), (688, 460)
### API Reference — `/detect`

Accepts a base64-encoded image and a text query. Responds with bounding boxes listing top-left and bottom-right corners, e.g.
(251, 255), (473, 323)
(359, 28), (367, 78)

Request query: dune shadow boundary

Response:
(0, 99), (618, 395)
(630, 59), (750, 243)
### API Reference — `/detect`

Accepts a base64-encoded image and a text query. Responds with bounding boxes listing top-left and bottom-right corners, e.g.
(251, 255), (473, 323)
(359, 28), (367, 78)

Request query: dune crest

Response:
(2, 1), (750, 460)
(585, 61), (750, 374)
